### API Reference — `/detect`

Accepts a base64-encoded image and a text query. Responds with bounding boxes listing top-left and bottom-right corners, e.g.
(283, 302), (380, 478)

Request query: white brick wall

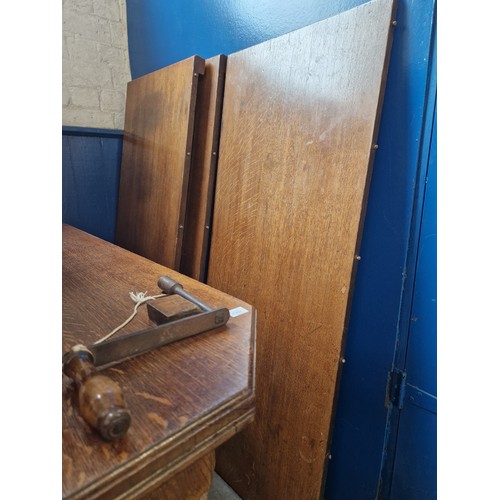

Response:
(62, 0), (131, 129)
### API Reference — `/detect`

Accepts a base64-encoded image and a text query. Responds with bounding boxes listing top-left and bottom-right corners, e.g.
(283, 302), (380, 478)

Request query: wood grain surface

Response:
(181, 55), (227, 282)
(140, 451), (215, 500)
(62, 225), (255, 499)
(207, 0), (397, 498)
(115, 56), (205, 270)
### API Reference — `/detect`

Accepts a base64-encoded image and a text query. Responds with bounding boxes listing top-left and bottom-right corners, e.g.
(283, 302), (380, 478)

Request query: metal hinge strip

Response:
(386, 368), (407, 410)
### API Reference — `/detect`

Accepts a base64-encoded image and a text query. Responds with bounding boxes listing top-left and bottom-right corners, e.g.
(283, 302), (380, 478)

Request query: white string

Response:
(94, 291), (164, 344)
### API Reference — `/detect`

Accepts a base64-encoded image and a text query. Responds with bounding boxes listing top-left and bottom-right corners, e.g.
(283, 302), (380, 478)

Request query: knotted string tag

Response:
(94, 291), (164, 344)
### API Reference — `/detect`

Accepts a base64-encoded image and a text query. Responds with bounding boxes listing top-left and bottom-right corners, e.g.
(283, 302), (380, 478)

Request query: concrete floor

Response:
(208, 473), (241, 500)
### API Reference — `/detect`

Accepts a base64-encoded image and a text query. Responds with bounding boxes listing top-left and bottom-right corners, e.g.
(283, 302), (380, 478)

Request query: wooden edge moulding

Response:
(181, 55), (228, 281)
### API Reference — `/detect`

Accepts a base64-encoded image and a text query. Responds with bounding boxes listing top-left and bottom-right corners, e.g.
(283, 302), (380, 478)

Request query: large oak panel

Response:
(115, 56), (205, 270)
(207, 0), (397, 497)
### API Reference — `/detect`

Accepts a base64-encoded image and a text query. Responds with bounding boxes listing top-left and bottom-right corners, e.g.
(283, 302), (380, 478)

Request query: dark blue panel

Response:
(405, 115), (437, 394)
(378, 29), (436, 496)
(389, 399), (437, 500)
(62, 128), (122, 242)
(405, 383), (436, 414)
(383, 107), (437, 500)
(126, 0), (367, 78)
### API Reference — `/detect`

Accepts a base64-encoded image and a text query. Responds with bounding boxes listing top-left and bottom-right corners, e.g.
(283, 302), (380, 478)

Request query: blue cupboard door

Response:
(389, 108), (437, 500)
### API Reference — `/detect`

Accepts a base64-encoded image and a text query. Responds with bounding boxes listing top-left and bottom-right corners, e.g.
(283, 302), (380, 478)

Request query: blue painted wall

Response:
(127, 0), (368, 79)
(62, 127), (123, 243)
(121, 1), (437, 497)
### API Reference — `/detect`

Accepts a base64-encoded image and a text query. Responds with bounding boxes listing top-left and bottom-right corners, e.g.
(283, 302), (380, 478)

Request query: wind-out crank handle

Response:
(62, 345), (131, 441)
(63, 276), (226, 441)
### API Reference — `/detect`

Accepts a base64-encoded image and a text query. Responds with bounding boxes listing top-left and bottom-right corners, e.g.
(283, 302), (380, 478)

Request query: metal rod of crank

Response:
(157, 276), (212, 311)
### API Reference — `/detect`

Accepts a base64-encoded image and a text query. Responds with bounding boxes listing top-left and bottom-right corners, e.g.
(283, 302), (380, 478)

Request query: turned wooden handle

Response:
(63, 347), (131, 440)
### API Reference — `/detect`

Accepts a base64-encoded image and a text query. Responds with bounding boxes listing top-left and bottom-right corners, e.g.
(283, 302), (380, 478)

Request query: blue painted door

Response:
(325, 1), (436, 497)
(389, 109), (437, 499)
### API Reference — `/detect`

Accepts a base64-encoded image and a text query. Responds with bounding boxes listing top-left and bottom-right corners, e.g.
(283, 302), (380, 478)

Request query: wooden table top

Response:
(62, 225), (255, 499)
